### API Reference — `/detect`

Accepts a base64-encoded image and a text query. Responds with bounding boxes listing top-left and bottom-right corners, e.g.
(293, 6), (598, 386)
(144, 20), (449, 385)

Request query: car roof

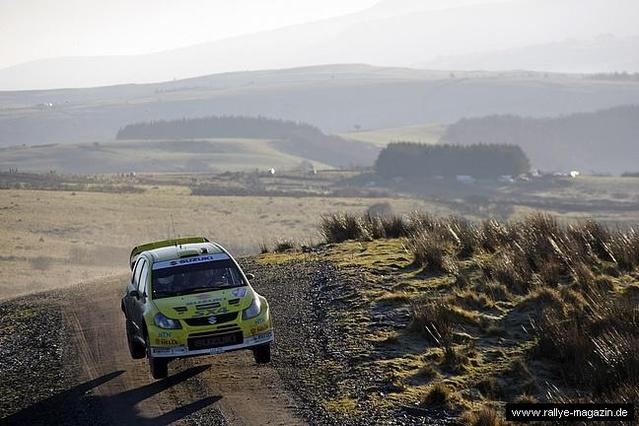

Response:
(142, 242), (227, 264)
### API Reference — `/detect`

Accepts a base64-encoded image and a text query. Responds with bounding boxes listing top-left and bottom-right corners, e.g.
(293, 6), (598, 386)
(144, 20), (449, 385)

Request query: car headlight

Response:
(154, 313), (182, 329)
(242, 297), (262, 320)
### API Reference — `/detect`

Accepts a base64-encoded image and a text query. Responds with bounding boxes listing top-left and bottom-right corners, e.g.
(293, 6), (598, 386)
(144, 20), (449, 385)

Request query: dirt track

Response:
(63, 274), (304, 426)
(2, 258), (432, 425)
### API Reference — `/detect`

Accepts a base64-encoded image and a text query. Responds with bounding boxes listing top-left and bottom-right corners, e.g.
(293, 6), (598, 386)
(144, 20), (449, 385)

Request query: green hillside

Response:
(341, 123), (445, 147)
(0, 138), (331, 174)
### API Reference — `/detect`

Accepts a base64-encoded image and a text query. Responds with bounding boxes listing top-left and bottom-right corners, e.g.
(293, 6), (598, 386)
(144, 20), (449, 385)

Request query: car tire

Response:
(126, 321), (146, 359)
(145, 333), (169, 379)
(253, 343), (271, 364)
(149, 356), (168, 379)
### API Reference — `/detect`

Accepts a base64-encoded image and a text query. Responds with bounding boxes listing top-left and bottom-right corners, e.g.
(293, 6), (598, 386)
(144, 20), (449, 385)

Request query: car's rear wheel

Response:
(126, 321), (146, 359)
(253, 343), (271, 364)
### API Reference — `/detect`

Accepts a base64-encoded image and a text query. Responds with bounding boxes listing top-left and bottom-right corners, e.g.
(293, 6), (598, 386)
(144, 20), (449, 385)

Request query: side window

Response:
(131, 258), (143, 286)
(138, 261), (149, 296)
(135, 259), (146, 288)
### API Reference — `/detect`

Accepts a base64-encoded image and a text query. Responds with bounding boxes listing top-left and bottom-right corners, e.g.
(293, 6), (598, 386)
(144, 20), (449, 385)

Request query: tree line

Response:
(375, 143), (530, 179)
(115, 115), (378, 167)
(116, 115), (325, 140)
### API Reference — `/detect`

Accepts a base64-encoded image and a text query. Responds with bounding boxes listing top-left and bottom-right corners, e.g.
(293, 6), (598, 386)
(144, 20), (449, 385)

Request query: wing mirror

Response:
(245, 273), (255, 281)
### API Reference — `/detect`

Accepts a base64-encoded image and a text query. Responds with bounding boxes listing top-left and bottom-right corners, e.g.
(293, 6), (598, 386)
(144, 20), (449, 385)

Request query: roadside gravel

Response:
(242, 257), (443, 425)
(0, 292), (100, 425)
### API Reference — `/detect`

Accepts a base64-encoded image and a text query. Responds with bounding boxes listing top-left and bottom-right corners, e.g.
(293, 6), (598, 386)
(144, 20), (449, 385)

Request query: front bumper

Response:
(150, 330), (273, 358)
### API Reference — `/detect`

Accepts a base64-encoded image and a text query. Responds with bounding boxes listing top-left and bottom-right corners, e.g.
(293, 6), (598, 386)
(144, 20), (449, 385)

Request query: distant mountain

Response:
(442, 105), (639, 174)
(1, 0), (638, 89)
(419, 35), (639, 73)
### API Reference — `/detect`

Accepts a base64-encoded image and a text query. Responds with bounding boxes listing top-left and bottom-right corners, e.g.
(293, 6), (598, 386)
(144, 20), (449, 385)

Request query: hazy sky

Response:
(0, 0), (378, 69)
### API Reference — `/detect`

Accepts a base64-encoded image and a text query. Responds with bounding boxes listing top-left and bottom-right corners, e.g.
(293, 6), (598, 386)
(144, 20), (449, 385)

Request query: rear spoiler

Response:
(129, 237), (210, 269)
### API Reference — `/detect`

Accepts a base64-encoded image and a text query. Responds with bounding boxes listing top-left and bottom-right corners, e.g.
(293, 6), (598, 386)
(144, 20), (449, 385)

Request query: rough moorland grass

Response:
(534, 292), (639, 397)
(320, 211), (639, 290)
(318, 211), (639, 417)
(320, 212), (412, 243)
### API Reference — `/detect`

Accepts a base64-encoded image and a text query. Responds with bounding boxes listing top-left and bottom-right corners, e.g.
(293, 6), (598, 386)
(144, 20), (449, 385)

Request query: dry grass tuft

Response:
(478, 281), (512, 302)
(421, 382), (453, 407)
(409, 302), (455, 350)
(380, 215), (411, 238)
(320, 212), (370, 243)
(455, 290), (495, 310)
(259, 241), (270, 254)
(406, 230), (458, 274)
(273, 239), (297, 253)
(461, 406), (507, 426)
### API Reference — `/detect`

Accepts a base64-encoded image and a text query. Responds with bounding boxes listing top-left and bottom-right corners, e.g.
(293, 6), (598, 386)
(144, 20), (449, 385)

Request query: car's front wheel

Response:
(145, 334), (169, 379)
(148, 355), (168, 379)
(253, 343), (271, 364)
(126, 321), (146, 359)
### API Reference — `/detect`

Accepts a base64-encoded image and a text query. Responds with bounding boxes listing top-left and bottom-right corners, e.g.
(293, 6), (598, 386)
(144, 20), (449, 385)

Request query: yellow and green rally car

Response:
(121, 237), (273, 379)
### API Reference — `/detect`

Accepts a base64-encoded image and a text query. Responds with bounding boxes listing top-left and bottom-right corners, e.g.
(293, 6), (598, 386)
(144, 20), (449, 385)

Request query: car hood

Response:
(153, 286), (253, 319)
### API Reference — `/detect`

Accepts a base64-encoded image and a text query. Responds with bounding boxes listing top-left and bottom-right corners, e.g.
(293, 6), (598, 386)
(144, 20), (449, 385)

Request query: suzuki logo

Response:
(207, 316), (217, 325)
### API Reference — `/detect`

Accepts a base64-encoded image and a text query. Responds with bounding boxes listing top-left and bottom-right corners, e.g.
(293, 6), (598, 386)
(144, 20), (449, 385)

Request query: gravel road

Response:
(0, 256), (439, 425)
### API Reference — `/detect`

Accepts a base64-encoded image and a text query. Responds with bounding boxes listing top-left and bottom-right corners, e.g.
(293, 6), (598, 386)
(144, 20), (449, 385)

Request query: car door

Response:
(124, 258), (144, 319)
(130, 258), (149, 335)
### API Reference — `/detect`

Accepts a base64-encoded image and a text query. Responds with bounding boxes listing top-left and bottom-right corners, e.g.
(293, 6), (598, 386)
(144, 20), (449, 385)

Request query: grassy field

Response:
(0, 138), (330, 174)
(341, 123), (445, 147)
(3, 170), (639, 302)
(0, 186), (450, 300)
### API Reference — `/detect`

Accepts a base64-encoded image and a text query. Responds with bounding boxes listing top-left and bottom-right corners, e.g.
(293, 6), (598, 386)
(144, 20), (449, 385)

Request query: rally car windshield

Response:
(152, 259), (245, 298)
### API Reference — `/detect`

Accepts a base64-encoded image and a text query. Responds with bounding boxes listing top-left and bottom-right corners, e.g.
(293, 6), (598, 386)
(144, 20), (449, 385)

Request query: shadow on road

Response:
(3, 365), (220, 425)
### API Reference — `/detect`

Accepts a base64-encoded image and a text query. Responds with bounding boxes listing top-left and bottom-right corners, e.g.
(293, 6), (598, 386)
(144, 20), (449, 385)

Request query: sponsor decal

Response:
(250, 324), (270, 335)
(196, 302), (221, 310)
(155, 338), (179, 345)
(153, 253), (230, 270)
(158, 331), (172, 338)
(255, 318), (265, 325)
(190, 306), (229, 317)
(185, 296), (223, 306)
(254, 331), (273, 341)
